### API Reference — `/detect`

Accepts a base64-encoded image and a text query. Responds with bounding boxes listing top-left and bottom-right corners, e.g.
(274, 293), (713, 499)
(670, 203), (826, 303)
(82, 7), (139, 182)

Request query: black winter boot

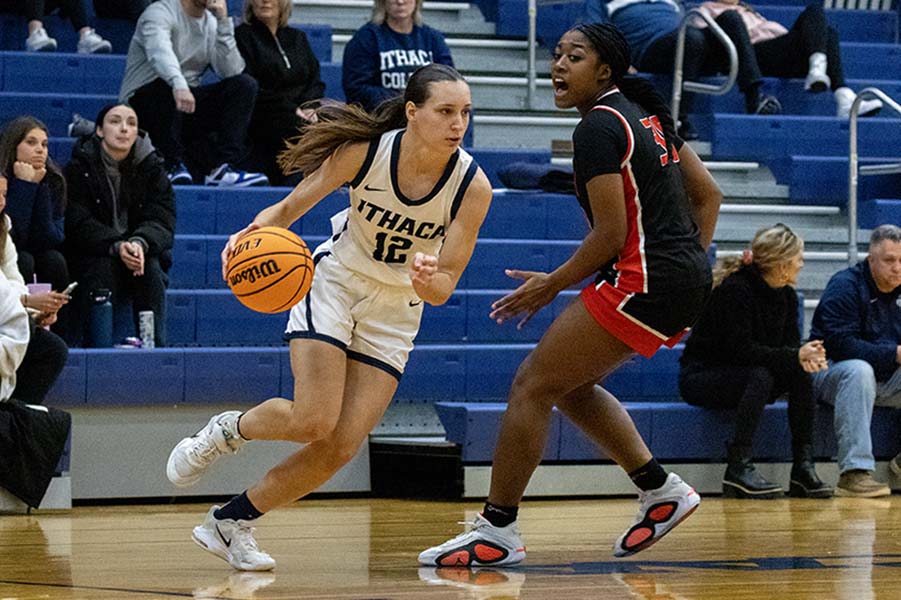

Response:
(789, 444), (833, 498)
(723, 445), (783, 499)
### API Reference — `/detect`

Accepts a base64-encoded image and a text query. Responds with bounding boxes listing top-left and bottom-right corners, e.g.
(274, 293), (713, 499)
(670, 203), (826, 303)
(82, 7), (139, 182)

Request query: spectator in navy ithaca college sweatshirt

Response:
(342, 0), (453, 112)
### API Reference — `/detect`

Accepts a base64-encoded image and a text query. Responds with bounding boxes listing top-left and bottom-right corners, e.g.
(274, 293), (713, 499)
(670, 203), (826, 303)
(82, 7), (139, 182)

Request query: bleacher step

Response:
(292, 0), (496, 35)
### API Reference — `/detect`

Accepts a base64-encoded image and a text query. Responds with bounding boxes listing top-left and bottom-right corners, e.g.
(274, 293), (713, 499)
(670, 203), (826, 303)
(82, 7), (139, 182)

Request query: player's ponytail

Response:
(572, 23), (677, 147)
(279, 63), (467, 176)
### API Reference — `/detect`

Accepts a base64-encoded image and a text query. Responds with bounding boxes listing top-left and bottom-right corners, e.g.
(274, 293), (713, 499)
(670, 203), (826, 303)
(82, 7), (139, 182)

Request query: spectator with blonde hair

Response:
(236, 0), (324, 185)
(679, 224), (832, 499)
(342, 0), (453, 111)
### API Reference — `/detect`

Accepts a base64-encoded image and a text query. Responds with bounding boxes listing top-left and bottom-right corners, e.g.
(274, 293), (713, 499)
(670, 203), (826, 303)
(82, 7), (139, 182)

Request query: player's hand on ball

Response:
(410, 252), (438, 286)
(222, 223), (262, 280)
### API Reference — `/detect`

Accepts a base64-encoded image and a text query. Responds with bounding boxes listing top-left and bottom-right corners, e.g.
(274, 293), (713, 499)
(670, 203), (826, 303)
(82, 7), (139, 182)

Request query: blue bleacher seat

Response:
(762, 7), (897, 44)
(711, 115), (901, 161)
(396, 347), (467, 403)
(184, 348), (281, 403)
(464, 344), (531, 401)
(466, 147), (552, 188)
(435, 401), (562, 461)
(320, 62), (343, 101)
(774, 156), (901, 206)
(0, 91), (114, 135)
(859, 198), (901, 229)
(86, 349), (184, 405)
(48, 349), (86, 406)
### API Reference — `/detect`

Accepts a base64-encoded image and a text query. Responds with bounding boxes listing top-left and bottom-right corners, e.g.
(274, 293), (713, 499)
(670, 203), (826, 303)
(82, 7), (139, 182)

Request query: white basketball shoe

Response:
(192, 506), (276, 571)
(166, 411), (245, 486)
(614, 472), (700, 557)
(418, 514), (526, 567)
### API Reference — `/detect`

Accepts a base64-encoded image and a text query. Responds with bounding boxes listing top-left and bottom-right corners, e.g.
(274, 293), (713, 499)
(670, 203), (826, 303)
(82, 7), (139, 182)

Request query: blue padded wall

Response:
(86, 349), (184, 405)
(48, 349), (86, 406)
(184, 348), (281, 403)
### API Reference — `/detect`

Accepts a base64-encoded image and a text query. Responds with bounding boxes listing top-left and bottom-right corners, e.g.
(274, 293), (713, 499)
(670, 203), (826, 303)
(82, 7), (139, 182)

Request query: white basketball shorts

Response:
(285, 251), (424, 380)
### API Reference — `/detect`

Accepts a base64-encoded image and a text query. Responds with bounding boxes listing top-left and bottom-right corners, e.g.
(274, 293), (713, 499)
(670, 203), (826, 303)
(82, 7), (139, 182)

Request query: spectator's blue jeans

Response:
(812, 360), (901, 473)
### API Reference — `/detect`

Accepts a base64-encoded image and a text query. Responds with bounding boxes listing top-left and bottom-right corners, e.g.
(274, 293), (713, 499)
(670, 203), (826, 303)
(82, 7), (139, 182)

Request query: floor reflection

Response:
(418, 566), (525, 599)
(193, 572), (277, 599)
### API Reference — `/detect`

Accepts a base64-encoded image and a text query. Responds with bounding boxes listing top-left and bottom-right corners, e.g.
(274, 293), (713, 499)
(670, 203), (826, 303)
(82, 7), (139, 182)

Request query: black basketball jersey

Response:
(572, 87), (710, 294)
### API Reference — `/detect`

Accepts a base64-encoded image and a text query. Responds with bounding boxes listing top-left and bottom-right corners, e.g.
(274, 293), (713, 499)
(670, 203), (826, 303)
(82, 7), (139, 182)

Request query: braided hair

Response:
(571, 23), (677, 149)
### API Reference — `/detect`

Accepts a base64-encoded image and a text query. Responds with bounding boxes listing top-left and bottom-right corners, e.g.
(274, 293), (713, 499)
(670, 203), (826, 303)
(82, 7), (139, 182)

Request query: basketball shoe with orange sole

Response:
(614, 472), (700, 558)
(418, 514), (526, 567)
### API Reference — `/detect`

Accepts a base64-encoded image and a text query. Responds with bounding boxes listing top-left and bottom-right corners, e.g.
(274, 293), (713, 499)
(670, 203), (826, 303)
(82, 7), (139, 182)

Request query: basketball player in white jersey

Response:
(165, 64), (492, 571)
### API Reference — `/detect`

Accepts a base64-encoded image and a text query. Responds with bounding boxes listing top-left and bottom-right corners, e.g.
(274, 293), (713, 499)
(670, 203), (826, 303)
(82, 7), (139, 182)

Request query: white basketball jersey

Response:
(326, 129), (479, 288)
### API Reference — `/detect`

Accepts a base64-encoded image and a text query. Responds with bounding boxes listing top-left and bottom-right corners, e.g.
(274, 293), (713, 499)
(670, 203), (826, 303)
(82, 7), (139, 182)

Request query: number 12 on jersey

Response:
(373, 232), (413, 263)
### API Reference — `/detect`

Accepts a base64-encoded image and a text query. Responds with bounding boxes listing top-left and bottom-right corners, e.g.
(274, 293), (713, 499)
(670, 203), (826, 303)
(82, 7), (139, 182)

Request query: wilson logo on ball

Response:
(228, 259), (282, 286)
(226, 227), (314, 314)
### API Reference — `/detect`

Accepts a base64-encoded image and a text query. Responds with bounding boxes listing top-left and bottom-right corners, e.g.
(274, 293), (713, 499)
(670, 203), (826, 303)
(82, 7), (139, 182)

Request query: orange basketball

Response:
(226, 226), (314, 314)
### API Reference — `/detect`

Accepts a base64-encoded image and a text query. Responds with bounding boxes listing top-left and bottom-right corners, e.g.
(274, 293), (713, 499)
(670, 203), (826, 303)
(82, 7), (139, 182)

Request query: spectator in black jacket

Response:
(236, 0), (325, 186)
(63, 104), (175, 347)
(679, 224), (832, 499)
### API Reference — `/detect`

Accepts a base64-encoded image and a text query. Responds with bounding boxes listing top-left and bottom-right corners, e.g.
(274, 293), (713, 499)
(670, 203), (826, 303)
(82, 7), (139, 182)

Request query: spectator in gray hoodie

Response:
(119, 0), (267, 187)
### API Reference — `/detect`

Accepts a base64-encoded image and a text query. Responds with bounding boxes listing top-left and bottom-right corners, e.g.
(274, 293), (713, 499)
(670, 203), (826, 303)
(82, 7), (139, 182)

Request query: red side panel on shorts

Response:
(580, 283), (685, 358)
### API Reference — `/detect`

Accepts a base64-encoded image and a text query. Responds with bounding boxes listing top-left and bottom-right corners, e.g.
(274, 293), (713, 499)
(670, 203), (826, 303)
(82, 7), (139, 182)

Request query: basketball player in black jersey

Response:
(420, 23), (723, 566)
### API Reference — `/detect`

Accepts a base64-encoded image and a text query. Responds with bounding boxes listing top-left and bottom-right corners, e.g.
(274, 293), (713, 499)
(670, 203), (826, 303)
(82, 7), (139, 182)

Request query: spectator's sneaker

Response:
(418, 566), (525, 599)
(25, 27), (57, 52)
(614, 472), (700, 558)
(166, 411), (245, 487)
(67, 113), (95, 138)
(834, 87), (883, 119)
(167, 162), (193, 185)
(192, 506), (276, 571)
(804, 52), (830, 93)
(77, 28), (112, 54)
(418, 514), (526, 567)
(205, 163), (269, 187)
(754, 95), (782, 115)
(193, 572), (276, 599)
(835, 470), (891, 497)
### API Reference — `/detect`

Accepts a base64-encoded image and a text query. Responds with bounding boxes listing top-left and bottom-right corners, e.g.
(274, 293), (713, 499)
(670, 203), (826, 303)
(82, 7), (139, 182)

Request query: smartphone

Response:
(61, 281), (78, 295)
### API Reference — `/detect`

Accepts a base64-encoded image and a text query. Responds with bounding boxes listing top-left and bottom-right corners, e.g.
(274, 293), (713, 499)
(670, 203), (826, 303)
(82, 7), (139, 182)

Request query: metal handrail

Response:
(846, 87), (901, 265)
(528, 0), (538, 109)
(671, 8), (738, 122)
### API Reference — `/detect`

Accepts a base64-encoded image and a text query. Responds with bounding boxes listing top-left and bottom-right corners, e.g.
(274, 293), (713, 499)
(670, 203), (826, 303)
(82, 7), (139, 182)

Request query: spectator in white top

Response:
(119, 0), (268, 187)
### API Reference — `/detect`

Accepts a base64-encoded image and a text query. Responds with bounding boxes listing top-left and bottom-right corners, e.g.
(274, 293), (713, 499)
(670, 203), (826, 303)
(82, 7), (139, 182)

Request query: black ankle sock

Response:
(629, 458), (668, 491)
(214, 491), (264, 522)
(482, 502), (519, 527)
(235, 413), (248, 441)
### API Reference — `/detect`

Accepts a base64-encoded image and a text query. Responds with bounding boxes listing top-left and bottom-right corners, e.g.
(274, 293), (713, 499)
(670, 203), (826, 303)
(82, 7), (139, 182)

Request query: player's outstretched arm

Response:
(678, 143), (722, 251)
(409, 169), (492, 305)
(490, 173), (626, 328)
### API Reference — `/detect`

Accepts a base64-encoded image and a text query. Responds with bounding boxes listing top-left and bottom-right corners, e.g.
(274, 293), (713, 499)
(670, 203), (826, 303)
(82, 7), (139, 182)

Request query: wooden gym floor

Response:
(2, 496), (901, 599)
